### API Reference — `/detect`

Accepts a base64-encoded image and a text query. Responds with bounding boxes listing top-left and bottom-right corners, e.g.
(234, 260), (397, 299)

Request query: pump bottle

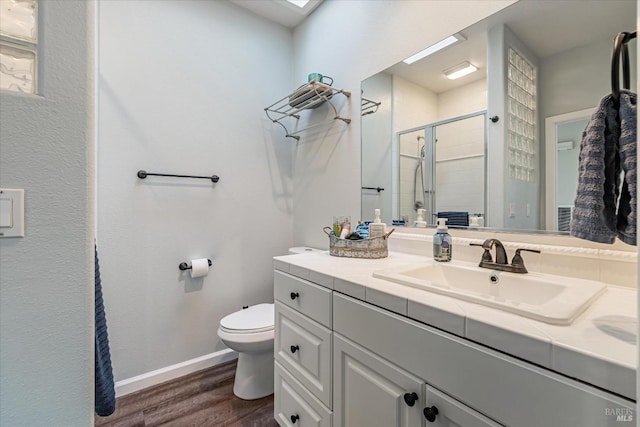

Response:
(433, 218), (452, 262)
(369, 209), (387, 238)
(413, 209), (427, 227)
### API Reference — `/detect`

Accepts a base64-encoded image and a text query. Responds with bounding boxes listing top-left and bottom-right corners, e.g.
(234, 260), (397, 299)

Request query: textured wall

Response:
(98, 0), (293, 381)
(0, 1), (94, 425)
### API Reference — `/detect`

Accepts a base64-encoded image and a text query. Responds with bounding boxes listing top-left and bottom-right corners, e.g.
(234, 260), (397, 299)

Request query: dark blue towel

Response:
(437, 211), (469, 227)
(95, 245), (116, 416)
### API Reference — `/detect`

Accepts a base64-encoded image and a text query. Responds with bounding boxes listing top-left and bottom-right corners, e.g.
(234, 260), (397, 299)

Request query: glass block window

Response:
(507, 47), (536, 182)
(0, 0), (37, 94)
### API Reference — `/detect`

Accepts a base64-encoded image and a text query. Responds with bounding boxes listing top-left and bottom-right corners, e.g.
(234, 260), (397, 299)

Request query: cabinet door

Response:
(422, 386), (503, 427)
(334, 333), (423, 427)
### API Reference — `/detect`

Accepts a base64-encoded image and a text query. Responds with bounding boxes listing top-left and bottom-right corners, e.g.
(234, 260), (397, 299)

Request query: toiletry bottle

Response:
(369, 209), (387, 238)
(413, 209), (427, 227)
(339, 218), (351, 239)
(433, 218), (452, 262)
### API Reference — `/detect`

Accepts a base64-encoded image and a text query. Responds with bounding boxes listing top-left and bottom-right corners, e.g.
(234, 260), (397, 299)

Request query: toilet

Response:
(218, 303), (275, 400)
(218, 247), (323, 400)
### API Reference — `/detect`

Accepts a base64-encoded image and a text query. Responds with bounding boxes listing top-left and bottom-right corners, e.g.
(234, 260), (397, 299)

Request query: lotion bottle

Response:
(369, 209), (387, 238)
(433, 218), (452, 262)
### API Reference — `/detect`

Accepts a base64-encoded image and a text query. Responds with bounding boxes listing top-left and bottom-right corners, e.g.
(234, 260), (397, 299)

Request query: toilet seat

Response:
(219, 324), (274, 334)
(220, 303), (274, 334)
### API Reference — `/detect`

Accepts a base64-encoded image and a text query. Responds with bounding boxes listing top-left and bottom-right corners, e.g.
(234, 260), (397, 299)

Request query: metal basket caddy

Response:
(323, 227), (394, 259)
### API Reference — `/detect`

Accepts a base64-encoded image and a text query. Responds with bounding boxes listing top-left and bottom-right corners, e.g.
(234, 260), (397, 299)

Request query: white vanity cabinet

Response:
(274, 265), (635, 427)
(274, 270), (333, 426)
(333, 292), (633, 427)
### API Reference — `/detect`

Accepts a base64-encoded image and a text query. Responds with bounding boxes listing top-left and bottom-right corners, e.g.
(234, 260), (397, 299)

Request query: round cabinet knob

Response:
(290, 345), (300, 354)
(290, 292), (299, 300)
(290, 414), (300, 423)
(423, 406), (439, 422)
(403, 392), (419, 407)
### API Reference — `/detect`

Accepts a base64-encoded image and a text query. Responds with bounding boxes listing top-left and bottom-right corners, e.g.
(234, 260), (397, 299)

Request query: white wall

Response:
(98, 0), (293, 381)
(393, 75), (438, 134)
(291, 0), (517, 249)
(540, 37), (637, 121)
(0, 1), (94, 424)
(437, 78), (487, 121)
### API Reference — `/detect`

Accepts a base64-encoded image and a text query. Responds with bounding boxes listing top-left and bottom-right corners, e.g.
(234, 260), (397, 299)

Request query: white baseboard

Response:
(115, 348), (238, 397)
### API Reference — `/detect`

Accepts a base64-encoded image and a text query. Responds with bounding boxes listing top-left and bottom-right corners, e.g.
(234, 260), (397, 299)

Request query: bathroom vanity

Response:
(272, 250), (635, 427)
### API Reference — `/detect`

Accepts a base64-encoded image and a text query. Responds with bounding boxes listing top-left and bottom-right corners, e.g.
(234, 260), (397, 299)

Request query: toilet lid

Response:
(220, 303), (274, 332)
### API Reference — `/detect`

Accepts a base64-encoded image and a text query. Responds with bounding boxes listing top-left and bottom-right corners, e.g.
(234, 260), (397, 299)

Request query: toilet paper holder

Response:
(179, 259), (213, 271)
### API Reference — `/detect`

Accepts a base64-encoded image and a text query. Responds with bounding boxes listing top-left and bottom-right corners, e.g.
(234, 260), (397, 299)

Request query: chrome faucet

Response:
(470, 239), (540, 274)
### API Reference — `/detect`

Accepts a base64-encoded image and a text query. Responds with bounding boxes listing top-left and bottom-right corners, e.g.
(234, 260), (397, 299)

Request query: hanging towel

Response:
(437, 211), (469, 227)
(615, 90), (637, 245)
(570, 90), (637, 245)
(95, 245), (116, 416)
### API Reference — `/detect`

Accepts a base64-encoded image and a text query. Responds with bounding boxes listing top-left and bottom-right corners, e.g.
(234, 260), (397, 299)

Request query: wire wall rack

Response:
(264, 80), (351, 141)
(361, 97), (381, 116)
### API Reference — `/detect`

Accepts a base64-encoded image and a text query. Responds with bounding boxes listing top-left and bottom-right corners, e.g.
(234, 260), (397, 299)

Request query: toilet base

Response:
(233, 350), (274, 400)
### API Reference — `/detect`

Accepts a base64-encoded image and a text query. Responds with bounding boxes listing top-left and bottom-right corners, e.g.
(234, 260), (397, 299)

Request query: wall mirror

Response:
(361, 0), (636, 233)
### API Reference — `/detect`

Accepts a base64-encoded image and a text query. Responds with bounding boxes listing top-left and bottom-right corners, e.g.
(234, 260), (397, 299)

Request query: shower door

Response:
(397, 112), (486, 226)
(397, 128), (434, 225)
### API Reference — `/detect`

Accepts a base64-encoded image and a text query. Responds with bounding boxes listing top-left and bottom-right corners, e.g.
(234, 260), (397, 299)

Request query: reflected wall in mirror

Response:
(361, 0), (636, 233)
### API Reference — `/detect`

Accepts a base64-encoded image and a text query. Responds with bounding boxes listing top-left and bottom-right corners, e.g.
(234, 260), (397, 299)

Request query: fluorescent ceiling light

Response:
(402, 33), (465, 65)
(286, 0), (310, 7)
(444, 61), (478, 80)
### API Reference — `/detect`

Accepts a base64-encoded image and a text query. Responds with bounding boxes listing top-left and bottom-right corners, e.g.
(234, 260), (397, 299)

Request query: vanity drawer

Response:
(275, 301), (332, 407)
(275, 361), (332, 427)
(275, 270), (332, 328)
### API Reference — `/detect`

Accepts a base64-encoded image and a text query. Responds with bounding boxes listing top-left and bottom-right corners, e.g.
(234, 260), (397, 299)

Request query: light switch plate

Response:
(0, 188), (24, 238)
(0, 198), (12, 227)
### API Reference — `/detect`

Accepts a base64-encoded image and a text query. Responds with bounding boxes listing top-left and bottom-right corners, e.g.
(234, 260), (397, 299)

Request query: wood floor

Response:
(95, 360), (279, 427)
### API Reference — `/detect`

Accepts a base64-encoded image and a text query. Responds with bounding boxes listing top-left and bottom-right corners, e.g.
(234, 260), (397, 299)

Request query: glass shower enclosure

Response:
(397, 112), (486, 226)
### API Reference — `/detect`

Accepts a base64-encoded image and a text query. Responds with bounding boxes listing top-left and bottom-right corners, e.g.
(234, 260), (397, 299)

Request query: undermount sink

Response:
(373, 261), (607, 325)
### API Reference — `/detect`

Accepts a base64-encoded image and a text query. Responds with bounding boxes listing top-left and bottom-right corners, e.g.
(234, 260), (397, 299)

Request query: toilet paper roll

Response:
(190, 258), (210, 278)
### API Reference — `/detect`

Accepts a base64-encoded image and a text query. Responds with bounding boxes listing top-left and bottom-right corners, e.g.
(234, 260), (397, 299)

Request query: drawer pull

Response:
(290, 414), (300, 423)
(290, 345), (300, 354)
(403, 392), (419, 407)
(423, 406), (439, 422)
(290, 292), (300, 300)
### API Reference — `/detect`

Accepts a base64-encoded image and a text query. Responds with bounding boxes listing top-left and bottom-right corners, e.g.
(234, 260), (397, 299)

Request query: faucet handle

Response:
(511, 248), (541, 273)
(469, 243), (493, 263)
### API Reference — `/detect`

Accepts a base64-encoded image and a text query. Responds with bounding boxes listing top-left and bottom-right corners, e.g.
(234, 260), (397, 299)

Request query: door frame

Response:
(543, 107), (594, 231)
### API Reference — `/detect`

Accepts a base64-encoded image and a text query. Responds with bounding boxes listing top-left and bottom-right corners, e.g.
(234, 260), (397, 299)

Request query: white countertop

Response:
(274, 251), (637, 401)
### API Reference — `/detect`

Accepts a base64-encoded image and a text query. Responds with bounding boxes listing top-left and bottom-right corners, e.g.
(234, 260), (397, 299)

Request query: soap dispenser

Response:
(369, 209), (387, 238)
(413, 209), (427, 227)
(433, 218), (452, 262)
